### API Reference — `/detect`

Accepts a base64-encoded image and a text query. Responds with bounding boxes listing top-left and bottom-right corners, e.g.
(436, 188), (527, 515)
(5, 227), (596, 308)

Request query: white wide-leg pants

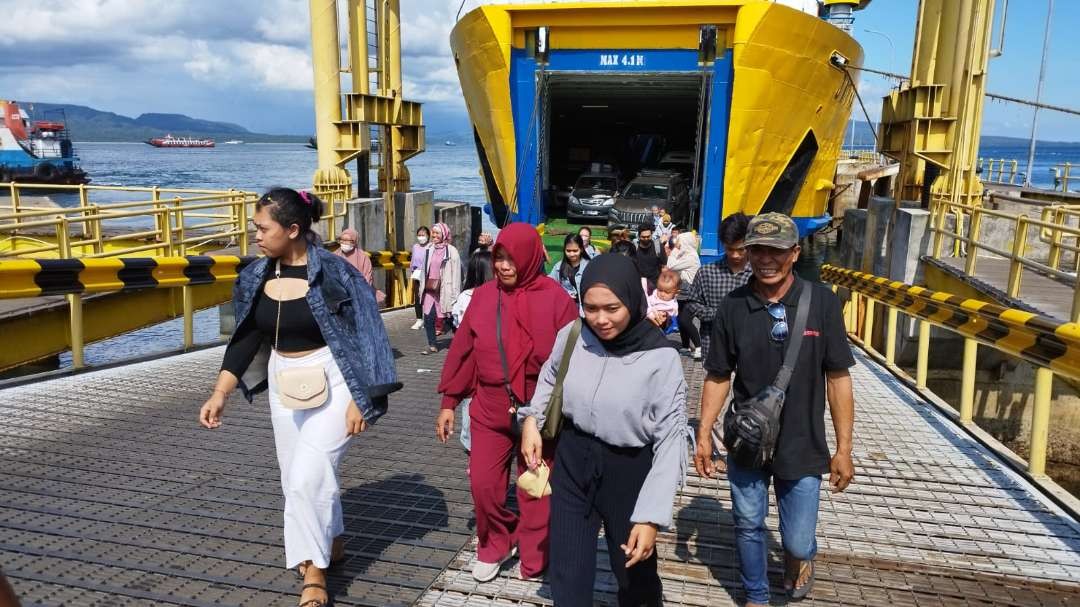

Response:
(268, 347), (354, 569)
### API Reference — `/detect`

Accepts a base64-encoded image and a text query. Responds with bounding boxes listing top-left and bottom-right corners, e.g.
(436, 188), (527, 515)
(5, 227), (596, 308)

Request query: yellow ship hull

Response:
(451, 0), (863, 256)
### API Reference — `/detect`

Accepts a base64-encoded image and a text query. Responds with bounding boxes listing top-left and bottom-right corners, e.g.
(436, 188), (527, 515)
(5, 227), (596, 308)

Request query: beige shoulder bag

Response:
(273, 260), (329, 410)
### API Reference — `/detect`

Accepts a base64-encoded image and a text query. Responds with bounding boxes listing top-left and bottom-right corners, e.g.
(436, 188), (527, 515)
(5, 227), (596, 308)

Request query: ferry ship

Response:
(145, 134), (216, 148)
(0, 100), (89, 185)
(451, 0), (866, 258)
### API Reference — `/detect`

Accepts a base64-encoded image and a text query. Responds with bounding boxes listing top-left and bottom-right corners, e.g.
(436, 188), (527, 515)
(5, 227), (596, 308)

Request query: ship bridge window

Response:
(542, 72), (708, 224)
(760, 131), (819, 217)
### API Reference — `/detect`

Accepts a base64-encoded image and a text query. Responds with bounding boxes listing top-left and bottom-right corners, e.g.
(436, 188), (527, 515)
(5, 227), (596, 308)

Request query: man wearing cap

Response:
(692, 212), (855, 605)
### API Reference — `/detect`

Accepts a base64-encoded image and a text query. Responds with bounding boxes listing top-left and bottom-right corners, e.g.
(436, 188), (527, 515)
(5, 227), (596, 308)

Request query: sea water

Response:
(14, 140), (1080, 369)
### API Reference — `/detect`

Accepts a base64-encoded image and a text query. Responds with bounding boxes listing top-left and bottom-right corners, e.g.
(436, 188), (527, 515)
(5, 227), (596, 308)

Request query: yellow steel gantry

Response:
(878, 0), (996, 206)
(308, 0), (425, 307)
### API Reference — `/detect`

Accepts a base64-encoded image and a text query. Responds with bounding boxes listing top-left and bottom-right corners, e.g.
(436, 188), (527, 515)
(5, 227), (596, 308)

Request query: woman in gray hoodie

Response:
(519, 253), (688, 606)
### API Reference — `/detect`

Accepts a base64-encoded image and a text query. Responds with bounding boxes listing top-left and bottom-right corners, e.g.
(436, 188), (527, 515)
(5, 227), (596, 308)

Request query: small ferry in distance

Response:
(223, 140), (243, 145)
(146, 134), (215, 148)
(0, 99), (89, 185)
(444, 140), (457, 146)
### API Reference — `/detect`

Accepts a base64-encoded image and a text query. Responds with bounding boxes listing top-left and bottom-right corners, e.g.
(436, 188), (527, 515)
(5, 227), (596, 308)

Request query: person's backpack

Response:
(722, 284), (812, 470)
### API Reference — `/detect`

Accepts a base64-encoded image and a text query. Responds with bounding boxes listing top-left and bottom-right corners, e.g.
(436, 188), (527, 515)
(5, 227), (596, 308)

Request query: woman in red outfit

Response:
(435, 223), (578, 582)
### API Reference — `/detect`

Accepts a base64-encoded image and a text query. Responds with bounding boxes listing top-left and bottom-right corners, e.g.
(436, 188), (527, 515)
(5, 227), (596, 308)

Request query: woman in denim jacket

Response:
(198, 188), (401, 607)
(548, 233), (591, 303)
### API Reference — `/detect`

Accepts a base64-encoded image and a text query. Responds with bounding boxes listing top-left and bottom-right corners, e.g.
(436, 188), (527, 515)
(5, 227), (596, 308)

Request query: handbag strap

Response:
(273, 259), (282, 352)
(772, 280), (813, 391)
(495, 291), (517, 407)
(548, 319), (581, 406)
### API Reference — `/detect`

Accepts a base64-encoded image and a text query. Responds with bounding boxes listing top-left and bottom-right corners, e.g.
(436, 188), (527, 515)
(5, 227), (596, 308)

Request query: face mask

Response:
(418, 236), (429, 245)
(340, 244), (355, 253)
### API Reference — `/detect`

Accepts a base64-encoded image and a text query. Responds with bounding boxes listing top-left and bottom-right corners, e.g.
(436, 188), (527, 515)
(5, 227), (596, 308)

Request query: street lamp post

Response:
(1025, 0), (1054, 187)
(861, 28), (897, 149)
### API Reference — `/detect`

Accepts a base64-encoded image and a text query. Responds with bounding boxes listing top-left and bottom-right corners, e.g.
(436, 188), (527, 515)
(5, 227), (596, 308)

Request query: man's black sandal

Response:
(788, 560), (815, 600)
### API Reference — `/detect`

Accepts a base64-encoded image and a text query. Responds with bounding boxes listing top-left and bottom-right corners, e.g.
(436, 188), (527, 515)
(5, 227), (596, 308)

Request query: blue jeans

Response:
(727, 456), (821, 604)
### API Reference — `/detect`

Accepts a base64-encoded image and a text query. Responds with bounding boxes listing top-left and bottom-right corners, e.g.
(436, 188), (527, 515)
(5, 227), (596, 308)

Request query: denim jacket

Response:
(228, 243), (402, 422)
(548, 259), (588, 301)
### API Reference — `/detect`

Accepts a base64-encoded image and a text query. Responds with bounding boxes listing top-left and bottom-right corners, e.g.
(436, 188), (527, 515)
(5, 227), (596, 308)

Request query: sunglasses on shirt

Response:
(767, 302), (789, 342)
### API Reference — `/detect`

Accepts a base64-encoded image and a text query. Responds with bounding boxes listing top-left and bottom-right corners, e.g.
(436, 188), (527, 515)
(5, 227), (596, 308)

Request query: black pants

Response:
(412, 279), (423, 319)
(424, 305), (438, 347)
(677, 299), (700, 349)
(550, 424), (663, 606)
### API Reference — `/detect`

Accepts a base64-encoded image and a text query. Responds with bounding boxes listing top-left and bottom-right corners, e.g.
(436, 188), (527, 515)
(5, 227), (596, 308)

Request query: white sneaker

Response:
(692, 347), (702, 360)
(411, 319), (424, 330)
(471, 546), (517, 583)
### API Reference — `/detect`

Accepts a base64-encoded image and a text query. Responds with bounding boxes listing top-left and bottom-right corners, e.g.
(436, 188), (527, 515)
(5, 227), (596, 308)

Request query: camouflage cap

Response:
(744, 212), (799, 249)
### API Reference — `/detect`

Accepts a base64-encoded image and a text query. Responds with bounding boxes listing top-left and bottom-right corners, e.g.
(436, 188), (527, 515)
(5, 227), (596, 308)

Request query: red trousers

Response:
(469, 409), (555, 577)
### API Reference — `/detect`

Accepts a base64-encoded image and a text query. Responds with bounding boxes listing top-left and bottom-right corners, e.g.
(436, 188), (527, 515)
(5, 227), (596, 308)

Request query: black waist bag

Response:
(723, 284), (812, 470)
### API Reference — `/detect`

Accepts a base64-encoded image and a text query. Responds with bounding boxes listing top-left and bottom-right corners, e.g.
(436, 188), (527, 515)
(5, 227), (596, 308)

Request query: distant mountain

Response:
(25, 103), (307, 143)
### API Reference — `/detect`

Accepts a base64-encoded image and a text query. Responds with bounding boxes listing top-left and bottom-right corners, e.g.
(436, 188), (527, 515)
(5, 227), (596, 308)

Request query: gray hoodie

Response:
(519, 321), (688, 528)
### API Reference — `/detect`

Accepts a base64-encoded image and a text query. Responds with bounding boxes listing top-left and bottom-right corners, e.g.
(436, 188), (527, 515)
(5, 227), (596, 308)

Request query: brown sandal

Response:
(298, 583), (329, 607)
(295, 539), (347, 579)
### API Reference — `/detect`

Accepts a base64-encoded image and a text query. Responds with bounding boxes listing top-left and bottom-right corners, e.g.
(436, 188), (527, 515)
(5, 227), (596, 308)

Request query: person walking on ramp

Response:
(693, 212), (855, 605)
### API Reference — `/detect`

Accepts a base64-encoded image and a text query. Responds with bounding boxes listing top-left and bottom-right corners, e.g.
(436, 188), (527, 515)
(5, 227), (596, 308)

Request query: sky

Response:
(1, 0), (1077, 140)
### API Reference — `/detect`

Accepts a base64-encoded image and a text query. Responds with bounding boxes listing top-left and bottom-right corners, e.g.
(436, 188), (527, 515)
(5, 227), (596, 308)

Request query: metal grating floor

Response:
(417, 347), (1080, 606)
(0, 310), (475, 606)
(1, 310), (1078, 605)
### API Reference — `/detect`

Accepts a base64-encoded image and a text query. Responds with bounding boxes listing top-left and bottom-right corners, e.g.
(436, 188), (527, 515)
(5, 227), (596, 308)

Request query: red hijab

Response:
(439, 223), (577, 404)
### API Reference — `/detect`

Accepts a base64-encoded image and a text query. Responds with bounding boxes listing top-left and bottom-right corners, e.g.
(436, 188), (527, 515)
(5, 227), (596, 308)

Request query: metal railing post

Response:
(1006, 217), (1029, 298)
(1047, 208), (1064, 271)
(182, 285), (194, 349)
(959, 338), (978, 423)
(57, 216), (84, 368)
(863, 297), (876, 349)
(964, 206), (983, 275)
(916, 320), (930, 389)
(1010, 160), (1018, 184)
(885, 307), (898, 364)
(90, 205), (104, 255)
(1064, 162), (1072, 191)
(78, 184), (91, 238)
(238, 191), (249, 256)
(1028, 367), (1054, 477)
(152, 186), (163, 241)
(10, 183), (20, 226)
(174, 197), (187, 255)
(1071, 280), (1080, 324)
(931, 200), (946, 258)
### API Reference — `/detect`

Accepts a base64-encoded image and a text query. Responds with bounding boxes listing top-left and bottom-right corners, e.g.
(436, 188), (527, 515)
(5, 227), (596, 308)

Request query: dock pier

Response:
(2, 309), (1078, 606)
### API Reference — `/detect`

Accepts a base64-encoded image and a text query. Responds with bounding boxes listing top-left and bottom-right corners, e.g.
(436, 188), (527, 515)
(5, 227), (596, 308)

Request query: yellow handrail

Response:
(1, 182), (352, 260)
(823, 264), (1078, 478)
(928, 194), (1080, 322)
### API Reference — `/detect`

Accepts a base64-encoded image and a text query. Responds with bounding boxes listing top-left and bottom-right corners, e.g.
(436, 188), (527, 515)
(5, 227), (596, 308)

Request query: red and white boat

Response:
(145, 134), (215, 148)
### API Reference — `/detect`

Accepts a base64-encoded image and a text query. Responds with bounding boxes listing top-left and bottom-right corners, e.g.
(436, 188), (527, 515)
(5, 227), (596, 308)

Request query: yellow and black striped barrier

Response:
(0, 256), (257, 299)
(822, 264), (1080, 381)
(0, 250), (414, 300)
(822, 263), (1080, 478)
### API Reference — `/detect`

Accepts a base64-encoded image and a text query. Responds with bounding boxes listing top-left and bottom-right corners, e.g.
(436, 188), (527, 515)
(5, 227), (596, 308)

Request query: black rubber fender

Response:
(34, 162), (57, 180)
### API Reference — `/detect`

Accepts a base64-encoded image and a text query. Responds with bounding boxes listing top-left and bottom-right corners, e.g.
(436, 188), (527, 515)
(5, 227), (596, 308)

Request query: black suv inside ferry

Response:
(608, 170), (690, 230)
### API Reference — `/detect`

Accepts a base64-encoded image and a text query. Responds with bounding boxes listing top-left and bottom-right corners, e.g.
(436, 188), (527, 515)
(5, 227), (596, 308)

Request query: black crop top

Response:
(221, 263), (327, 378)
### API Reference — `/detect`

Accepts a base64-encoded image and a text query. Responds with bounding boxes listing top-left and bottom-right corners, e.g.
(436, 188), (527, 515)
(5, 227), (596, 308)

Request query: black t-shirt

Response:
(704, 276), (855, 479)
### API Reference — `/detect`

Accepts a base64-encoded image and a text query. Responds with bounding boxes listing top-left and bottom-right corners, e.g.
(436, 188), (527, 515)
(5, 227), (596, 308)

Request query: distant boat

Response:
(0, 100), (89, 185)
(306, 136), (317, 150)
(223, 140), (243, 145)
(444, 140), (457, 146)
(146, 134), (215, 148)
